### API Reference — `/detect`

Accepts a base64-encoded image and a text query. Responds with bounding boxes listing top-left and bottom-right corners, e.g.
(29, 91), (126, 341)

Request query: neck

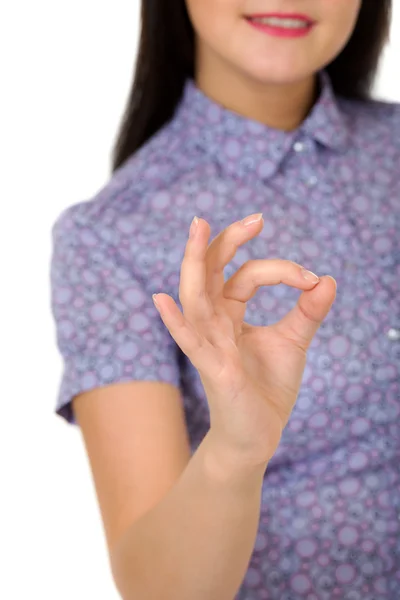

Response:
(195, 51), (319, 131)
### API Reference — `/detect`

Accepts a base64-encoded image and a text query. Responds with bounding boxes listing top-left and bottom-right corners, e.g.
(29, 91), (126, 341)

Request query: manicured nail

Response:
(241, 213), (263, 227)
(152, 294), (160, 310)
(189, 216), (199, 238)
(301, 268), (320, 283)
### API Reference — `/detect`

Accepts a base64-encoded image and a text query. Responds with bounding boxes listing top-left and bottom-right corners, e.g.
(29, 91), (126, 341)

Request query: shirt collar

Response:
(174, 69), (349, 181)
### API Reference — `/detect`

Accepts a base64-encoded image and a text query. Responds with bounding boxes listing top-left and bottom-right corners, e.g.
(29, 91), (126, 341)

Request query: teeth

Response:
(249, 17), (310, 28)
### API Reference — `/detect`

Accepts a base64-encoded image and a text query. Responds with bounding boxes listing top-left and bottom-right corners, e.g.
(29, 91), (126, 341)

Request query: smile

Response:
(244, 13), (316, 38)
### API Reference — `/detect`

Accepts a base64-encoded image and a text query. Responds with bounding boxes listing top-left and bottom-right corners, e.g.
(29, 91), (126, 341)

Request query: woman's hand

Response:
(152, 213), (337, 468)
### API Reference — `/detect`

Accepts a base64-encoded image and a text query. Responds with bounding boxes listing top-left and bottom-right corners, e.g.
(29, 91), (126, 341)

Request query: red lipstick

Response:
(245, 13), (316, 38)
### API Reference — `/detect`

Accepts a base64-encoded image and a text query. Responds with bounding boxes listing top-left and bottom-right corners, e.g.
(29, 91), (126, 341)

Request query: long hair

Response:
(111, 0), (392, 173)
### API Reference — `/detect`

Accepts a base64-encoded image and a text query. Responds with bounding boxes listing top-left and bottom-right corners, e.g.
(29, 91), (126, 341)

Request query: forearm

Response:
(111, 430), (267, 600)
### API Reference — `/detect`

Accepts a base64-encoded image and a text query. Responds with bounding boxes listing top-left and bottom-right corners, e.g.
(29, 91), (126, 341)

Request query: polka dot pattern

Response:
(50, 70), (400, 598)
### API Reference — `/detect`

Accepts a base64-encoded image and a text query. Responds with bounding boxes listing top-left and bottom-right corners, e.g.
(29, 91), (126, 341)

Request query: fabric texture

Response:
(50, 69), (400, 598)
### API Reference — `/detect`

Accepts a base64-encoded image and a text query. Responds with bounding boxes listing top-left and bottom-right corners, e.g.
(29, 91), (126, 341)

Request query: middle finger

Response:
(205, 213), (265, 301)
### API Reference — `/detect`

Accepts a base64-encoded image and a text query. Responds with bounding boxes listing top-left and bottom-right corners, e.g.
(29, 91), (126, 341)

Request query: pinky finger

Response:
(152, 293), (210, 371)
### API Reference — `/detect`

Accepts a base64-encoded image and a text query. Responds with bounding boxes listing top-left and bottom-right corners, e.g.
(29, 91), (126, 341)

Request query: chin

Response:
(239, 60), (318, 86)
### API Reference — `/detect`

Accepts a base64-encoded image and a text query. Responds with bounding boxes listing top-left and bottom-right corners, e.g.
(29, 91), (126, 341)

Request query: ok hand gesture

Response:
(153, 214), (337, 468)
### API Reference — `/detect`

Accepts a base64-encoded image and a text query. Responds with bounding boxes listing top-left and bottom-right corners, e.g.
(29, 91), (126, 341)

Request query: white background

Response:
(1, 2), (399, 598)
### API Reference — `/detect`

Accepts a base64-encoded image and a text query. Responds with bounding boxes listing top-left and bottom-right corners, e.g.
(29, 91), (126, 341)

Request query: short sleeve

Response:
(49, 206), (182, 425)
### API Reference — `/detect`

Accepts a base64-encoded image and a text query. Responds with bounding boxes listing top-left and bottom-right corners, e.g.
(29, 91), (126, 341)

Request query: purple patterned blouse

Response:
(50, 69), (400, 599)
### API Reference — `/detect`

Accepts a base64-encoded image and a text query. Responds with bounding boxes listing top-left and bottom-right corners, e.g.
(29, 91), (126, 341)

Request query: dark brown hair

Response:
(111, 0), (392, 173)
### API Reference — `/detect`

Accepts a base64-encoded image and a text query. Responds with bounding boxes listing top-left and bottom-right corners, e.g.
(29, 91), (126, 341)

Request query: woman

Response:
(50, 1), (399, 598)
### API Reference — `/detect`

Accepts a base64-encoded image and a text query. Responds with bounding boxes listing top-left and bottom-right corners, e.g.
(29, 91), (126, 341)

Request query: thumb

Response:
(274, 275), (337, 350)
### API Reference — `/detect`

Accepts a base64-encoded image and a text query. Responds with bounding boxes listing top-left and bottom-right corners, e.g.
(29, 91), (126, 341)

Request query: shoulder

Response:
(337, 94), (400, 148)
(50, 120), (207, 282)
(338, 94), (400, 124)
(51, 123), (192, 242)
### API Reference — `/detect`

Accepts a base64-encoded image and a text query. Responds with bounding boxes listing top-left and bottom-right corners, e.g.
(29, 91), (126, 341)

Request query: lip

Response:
(245, 13), (315, 24)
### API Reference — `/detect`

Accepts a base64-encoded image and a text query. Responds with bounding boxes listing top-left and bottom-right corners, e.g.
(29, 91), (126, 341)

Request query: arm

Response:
(111, 429), (266, 600)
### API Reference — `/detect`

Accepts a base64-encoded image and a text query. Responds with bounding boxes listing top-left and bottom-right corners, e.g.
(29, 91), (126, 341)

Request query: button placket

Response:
(292, 137), (319, 187)
(294, 141), (305, 153)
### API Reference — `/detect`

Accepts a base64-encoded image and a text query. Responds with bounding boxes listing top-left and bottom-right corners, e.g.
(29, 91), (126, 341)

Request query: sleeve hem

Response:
(55, 371), (182, 426)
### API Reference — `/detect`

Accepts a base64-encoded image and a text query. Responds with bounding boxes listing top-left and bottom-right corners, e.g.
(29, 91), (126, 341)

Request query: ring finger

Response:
(179, 217), (215, 323)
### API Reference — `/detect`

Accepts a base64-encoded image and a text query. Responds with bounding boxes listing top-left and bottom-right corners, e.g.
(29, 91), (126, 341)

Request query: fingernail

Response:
(241, 213), (263, 227)
(301, 268), (320, 283)
(189, 216), (199, 238)
(152, 294), (160, 310)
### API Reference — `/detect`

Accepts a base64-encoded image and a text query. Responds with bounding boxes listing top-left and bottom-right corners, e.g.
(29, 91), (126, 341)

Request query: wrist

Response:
(201, 430), (267, 489)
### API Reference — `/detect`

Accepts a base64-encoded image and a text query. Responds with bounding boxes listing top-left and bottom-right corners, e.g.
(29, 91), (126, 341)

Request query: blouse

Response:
(50, 69), (400, 599)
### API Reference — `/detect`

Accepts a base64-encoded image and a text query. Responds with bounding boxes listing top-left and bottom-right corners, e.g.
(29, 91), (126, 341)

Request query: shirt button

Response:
(294, 141), (304, 152)
(308, 175), (318, 186)
(387, 328), (400, 341)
